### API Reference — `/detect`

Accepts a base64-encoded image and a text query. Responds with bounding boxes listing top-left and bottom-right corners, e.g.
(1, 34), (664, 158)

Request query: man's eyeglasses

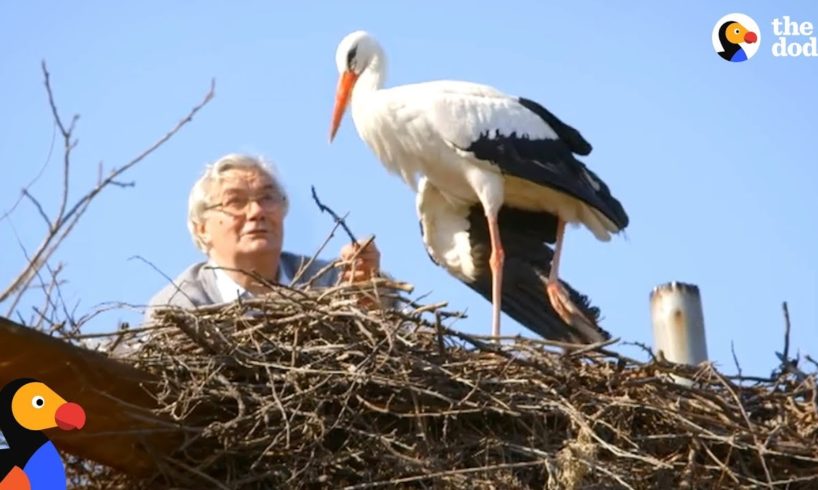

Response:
(206, 192), (286, 215)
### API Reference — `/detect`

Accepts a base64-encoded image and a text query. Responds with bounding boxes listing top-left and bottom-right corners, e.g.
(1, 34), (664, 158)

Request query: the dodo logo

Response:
(712, 13), (761, 62)
(1, 378), (86, 490)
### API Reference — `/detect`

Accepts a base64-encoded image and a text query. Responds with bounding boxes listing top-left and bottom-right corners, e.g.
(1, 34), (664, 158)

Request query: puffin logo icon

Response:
(712, 13), (761, 62)
(1, 378), (86, 490)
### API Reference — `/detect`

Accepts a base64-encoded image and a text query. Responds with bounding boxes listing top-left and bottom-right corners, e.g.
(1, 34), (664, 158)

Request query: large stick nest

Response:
(75, 279), (818, 489)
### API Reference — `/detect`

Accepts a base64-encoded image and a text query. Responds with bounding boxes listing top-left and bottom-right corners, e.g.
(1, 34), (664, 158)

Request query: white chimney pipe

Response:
(650, 282), (709, 383)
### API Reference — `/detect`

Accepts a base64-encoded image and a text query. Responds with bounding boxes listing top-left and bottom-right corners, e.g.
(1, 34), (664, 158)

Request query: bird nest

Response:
(71, 279), (818, 489)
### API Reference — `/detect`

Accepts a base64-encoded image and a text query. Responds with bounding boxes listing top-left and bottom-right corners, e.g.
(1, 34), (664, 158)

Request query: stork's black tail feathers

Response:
(465, 206), (610, 344)
(464, 254), (610, 344)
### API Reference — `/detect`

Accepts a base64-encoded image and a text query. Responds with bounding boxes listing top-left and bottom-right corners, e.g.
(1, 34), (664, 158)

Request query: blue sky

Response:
(1, 1), (816, 377)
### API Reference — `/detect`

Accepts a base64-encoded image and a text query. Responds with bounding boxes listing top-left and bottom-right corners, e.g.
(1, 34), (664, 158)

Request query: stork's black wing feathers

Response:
(517, 97), (592, 156)
(463, 98), (629, 231)
(462, 204), (610, 344)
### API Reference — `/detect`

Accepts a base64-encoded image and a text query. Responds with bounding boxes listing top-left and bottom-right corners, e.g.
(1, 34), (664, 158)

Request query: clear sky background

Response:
(2, 1), (816, 377)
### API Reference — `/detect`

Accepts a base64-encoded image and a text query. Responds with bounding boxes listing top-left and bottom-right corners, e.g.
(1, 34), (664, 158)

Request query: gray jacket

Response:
(107, 252), (342, 357)
(143, 251), (340, 323)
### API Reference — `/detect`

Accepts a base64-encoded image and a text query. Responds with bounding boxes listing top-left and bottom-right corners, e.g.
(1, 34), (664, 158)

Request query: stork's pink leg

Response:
(487, 213), (505, 338)
(547, 219), (596, 328)
(549, 219), (566, 284)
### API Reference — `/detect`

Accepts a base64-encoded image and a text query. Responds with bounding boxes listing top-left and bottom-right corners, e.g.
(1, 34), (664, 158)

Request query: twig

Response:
(128, 255), (196, 314)
(289, 216), (346, 286)
(731, 341), (742, 379)
(21, 189), (52, 228)
(622, 340), (657, 363)
(782, 301), (791, 363)
(342, 461), (544, 489)
(310, 185), (357, 244)
(775, 301), (808, 381)
(0, 119), (57, 221)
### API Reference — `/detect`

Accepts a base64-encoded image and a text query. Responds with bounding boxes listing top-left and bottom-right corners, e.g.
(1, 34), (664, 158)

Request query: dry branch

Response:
(0, 62), (215, 325)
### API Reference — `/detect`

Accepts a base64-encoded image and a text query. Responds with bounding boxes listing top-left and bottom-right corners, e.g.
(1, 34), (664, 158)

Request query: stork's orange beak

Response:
(329, 70), (358, 143)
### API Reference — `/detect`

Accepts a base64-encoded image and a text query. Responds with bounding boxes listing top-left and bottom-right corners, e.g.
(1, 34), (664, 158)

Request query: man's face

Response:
(198, 168), (286, 267)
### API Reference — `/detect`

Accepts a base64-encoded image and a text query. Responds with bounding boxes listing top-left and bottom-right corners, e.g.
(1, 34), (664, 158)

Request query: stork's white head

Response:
(329, 30), (385, 142)
(334, 30), (381, 76)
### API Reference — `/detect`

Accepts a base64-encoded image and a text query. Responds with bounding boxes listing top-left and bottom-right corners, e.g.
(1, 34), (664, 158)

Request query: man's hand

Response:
(339, 237), (381, 283)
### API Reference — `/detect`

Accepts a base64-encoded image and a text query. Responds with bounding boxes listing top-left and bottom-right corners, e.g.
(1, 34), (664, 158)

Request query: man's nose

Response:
(246, 199), (266, 219)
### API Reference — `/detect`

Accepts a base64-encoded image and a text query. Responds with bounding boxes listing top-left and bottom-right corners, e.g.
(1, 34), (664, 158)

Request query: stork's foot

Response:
(546, 280), (598, 330)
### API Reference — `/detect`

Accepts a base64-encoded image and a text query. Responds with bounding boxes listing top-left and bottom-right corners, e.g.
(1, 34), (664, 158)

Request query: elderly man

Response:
(144, 153), (384, 321)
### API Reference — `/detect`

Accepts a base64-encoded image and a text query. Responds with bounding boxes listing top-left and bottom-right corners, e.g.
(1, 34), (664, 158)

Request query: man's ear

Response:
(196, 221), (211, 247)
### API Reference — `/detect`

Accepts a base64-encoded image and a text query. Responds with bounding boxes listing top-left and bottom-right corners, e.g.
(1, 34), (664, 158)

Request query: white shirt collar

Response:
(211, 262), (250, 302)
(210, 259), (290, 302)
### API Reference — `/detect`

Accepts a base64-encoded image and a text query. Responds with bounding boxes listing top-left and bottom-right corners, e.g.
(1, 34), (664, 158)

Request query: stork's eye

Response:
(32, 396), (45, 409)
(347, 45), (358, 71)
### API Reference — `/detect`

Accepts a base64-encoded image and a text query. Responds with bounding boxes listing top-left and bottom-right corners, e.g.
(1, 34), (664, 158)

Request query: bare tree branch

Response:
(0, 121), (57, 221)
(0, 63), (215, 308)
(42, 60), (78, 226)
(33, 262), (64, 330)
(22, 189), (53, 228)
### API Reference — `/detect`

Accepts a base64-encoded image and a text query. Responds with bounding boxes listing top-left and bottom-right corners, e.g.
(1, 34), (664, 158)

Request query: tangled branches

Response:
(1, 62), (214, 332)
(77, 281), (818, 489)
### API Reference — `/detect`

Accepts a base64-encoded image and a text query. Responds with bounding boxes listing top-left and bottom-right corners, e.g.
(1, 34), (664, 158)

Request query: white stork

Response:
(328, 30), (629, 342)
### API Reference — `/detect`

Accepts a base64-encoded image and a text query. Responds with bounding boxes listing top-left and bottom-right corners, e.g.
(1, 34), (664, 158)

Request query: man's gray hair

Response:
(187, 153), (289, 253)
